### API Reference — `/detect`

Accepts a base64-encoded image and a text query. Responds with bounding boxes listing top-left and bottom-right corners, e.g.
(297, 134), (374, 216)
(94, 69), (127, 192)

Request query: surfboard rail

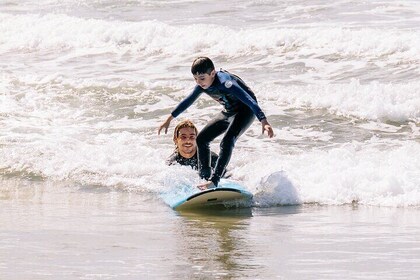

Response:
(172, 185), (253, 211)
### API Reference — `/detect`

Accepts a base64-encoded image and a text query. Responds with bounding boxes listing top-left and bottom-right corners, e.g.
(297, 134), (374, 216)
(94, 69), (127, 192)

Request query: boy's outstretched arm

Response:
(158, 115), (174, 135)
(158, 86), (203, 135)
(261, 118), (274, 138)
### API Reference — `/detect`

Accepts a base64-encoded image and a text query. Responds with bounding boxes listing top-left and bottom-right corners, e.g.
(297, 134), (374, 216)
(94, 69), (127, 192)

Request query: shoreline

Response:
(1, 180), (419, 279)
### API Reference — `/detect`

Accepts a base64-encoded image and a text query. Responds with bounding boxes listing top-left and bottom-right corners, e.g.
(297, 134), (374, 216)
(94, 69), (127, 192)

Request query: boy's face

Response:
(175, 127), (197, 159)
(193, 70), (216, 89)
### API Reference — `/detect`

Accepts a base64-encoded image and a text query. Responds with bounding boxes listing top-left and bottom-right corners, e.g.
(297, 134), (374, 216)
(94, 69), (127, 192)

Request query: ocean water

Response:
(1, 0), (419, 279)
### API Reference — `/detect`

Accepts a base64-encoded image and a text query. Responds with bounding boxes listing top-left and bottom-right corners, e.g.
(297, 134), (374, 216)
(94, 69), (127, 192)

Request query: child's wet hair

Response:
(191, 57), (215, 75)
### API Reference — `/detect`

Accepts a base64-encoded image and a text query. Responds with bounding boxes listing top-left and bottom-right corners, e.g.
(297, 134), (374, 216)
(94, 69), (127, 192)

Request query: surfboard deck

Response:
(172, 182), (253, 211)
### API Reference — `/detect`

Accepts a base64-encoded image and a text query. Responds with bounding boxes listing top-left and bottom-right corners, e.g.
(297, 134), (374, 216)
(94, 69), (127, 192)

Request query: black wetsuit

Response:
(166, 151), (219, 170)
(171, 70), (267, 186)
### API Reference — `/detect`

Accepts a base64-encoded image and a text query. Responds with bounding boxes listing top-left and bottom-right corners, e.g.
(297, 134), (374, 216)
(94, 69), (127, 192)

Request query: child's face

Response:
(193, 70), (216, 89)
(175, 127), (197, 158)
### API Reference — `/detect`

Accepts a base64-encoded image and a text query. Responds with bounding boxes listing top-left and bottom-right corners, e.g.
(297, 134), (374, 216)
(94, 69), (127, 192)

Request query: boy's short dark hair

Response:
(191, 57), (215, 75)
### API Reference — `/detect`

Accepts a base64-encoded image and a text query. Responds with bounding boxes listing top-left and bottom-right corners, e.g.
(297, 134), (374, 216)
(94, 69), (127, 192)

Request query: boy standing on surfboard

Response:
(158, 57), (274, 190)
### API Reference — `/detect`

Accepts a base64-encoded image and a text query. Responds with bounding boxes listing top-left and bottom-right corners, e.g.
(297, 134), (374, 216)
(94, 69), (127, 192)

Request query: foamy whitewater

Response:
(1, 1), (420, 279)
(1, 0), (419, 208)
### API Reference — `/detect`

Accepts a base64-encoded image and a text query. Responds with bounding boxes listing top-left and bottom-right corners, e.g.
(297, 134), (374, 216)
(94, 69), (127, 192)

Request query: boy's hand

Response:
(158, 115), (174, 135)
(261, 119), (274, 138)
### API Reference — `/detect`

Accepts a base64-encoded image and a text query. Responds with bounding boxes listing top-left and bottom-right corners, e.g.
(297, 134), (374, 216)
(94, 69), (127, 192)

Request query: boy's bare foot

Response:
(197, 181), (215, 191)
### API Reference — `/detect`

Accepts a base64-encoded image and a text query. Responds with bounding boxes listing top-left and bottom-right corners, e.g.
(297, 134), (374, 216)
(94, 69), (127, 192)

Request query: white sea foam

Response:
(2, 2), (420, 279)
(1, 1), (419, 208)
(1, 71), (419, 208)
(257, 80), (420, 123)
(1, 114), (419, 207)
(235, 141), (420, 208)
(1, 12), (418, 63)
(2, 72), (419, 126)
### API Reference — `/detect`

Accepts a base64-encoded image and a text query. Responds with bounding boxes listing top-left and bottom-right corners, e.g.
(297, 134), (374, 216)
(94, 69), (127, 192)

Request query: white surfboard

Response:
(171, 181), (253, 211)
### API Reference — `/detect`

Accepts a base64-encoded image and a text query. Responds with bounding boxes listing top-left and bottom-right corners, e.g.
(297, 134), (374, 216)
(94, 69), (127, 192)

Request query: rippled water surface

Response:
(1, 0), (419, 278)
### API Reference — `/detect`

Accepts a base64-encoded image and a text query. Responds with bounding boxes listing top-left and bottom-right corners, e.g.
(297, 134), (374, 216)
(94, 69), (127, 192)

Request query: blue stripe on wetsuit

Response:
(171, 71), (266, 121)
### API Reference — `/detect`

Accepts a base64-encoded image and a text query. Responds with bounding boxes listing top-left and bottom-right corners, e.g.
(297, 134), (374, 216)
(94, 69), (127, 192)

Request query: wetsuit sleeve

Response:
(171, 86), (203, 118)
(228, 81), (266, 121)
